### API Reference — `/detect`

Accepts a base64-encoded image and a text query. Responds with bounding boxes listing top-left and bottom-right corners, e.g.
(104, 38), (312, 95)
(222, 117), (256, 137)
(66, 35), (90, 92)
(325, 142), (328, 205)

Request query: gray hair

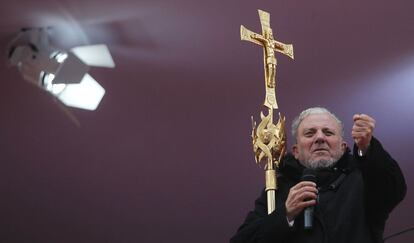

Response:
(291, 107), (344, 142)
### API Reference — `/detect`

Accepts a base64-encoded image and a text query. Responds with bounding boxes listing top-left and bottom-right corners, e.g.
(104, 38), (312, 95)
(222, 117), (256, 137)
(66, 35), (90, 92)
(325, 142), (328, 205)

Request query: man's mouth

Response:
(313, 148), (329, 153)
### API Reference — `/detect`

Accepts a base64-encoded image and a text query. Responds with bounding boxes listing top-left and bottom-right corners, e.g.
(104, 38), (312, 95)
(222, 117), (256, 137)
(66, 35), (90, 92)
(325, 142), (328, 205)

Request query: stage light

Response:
(8, 28), (115, 110)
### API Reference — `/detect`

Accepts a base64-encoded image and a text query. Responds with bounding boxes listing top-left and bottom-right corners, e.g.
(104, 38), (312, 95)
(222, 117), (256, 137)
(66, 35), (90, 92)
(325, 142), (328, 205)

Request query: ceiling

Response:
(0, 0), (413, 242)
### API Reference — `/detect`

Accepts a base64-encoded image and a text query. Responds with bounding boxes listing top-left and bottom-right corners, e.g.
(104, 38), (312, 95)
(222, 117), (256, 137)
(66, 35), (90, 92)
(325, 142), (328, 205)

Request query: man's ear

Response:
(341, 141), (348, 152)
(292, 144), (299, 159)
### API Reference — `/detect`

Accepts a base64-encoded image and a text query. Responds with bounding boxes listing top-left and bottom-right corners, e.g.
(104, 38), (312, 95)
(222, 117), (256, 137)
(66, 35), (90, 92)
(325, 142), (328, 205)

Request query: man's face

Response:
(292, 113), (347, 168)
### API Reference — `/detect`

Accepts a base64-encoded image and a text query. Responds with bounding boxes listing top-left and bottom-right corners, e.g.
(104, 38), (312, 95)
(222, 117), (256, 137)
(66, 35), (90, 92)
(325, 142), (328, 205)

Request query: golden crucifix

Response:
(240, 9), (294, 214)
(241, 10), (294, 110)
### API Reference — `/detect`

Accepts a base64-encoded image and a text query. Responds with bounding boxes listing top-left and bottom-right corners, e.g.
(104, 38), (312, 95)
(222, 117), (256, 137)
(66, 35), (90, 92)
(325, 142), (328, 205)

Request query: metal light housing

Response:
(8, 28), (115, 111)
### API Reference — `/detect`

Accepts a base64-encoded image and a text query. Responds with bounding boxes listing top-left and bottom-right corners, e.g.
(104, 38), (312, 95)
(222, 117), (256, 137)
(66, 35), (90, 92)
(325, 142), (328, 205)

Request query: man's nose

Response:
(314, 130), (326, 144)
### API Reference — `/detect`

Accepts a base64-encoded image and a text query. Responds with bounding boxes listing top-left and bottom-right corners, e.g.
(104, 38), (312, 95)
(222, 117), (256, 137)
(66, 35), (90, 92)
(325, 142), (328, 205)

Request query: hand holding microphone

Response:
(285, 169), (318, 229)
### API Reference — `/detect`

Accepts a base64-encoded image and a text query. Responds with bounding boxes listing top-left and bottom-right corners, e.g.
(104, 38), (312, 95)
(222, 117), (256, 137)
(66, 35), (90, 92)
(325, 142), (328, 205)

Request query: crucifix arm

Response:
(240, 25), (263, 46)
(250, 34), (268, 44)
(273, 41), (294, 59)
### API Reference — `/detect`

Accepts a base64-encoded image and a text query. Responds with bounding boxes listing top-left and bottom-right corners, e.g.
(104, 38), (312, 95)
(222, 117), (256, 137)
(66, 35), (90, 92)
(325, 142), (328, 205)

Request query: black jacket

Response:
(230, 138), (406, 243)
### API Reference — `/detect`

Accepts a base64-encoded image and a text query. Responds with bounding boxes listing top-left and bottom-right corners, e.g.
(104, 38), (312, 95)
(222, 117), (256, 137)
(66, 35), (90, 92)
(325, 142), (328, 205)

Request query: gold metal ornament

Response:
(241, 9), (294, 214)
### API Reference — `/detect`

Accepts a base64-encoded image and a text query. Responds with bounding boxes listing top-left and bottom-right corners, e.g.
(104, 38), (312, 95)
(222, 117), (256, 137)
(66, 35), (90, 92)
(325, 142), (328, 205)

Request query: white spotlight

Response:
(8, 28), (115, 110)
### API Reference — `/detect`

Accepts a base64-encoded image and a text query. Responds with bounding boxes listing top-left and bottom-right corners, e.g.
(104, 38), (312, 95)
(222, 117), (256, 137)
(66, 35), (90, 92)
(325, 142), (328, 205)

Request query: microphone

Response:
(301, 168), (317, 230)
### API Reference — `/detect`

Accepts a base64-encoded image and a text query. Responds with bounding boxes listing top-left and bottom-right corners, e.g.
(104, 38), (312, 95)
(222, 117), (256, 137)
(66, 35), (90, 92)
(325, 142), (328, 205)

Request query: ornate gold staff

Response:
(240, 9), (294, 214)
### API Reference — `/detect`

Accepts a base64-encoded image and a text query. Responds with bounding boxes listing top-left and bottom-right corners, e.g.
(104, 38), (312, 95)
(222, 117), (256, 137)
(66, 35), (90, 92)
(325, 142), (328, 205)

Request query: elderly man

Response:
(230, 107), (406, 243)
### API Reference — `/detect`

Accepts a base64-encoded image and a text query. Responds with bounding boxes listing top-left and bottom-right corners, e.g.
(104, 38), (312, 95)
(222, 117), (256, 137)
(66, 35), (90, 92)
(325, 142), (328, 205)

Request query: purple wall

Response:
(0, 0), (413, 242)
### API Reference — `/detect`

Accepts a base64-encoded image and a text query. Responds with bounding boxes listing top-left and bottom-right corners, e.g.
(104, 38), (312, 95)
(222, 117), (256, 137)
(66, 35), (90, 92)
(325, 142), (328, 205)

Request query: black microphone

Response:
(301, 168), (317, 230)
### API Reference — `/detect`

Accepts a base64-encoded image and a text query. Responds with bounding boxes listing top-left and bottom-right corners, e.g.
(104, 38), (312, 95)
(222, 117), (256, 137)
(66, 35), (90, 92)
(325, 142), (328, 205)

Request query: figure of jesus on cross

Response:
(241, 10), (294, 110)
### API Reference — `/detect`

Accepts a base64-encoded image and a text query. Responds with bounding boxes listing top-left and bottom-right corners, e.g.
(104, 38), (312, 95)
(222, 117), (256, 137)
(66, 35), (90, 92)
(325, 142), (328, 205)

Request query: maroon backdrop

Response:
(0, 0), (413, 242)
